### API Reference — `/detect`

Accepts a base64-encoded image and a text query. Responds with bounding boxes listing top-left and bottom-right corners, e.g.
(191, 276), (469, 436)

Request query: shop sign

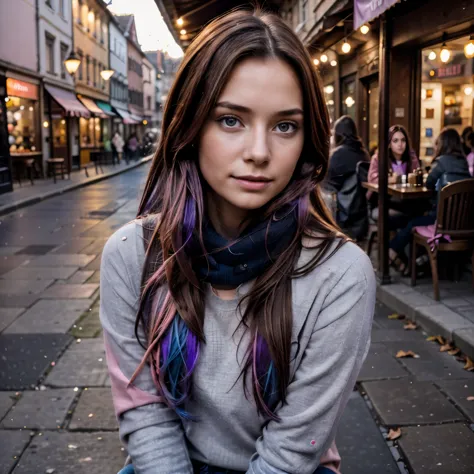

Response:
(6, 78), (39, 101)
(437, 64), (464, 78)
(354, 0), (400, 30)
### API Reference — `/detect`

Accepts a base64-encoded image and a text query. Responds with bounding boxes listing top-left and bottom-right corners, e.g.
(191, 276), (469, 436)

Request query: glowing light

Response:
(421, 89), (427, 100)
(440, 46), (451, 63)
(180, 29), (186, 35)
(88, 11), (94, 23)
(143, 119), (148, 125)
(43, 121), (49, 128)
(177, 18), (184, 27)
(61, 119), (66, 124)
(29, 106), (34, 111)
(465, 40), (474, 59)
(320, 54), (328, 63)
(341, 41), (351, 54)
(100, 69), (115, 81)
(428, 50), (436, 60)
(20, 105), (24, 110)
(313, 58), (319, 66)
(464, 86), (473, 96)
(4, 97), (9, 102)
(330, 60), (337, 67)
(345, 96), (355, 108)
(429, 69), (435, 77)
(360, 25), (369, 35)
(324, 85), (334, 94)
(327, 100), (334, 105)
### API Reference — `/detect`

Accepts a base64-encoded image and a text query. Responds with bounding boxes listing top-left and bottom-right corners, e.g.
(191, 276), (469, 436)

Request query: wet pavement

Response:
(0, 164), (473, 474)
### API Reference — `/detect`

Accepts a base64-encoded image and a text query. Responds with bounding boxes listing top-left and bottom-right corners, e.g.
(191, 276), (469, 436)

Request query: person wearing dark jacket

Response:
(389, 128), (471, 273)
(326, 115), (370, 241)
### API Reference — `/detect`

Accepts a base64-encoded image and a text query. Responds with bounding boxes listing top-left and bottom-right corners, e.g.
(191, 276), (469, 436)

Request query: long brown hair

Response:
(388, 125), (416, 172)
(133, 8), (344, 419)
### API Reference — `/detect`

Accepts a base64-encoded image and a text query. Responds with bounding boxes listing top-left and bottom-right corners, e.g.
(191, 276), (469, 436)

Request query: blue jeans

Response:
(118, 464), (336, 474)
(389, 213), (436, 255)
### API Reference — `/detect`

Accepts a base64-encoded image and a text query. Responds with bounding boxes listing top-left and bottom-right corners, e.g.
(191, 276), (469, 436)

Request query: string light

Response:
(313, 58), (319, 66)
(177, 18), (184, 26)
(440, 43), (451, 63)
(330, 60), (337, 67)
(180, 29), (186, 35)
(341, 41), (351, 54)
(428, 51), (436, 60)
(320, 54), (328, 63)
(465, 36), (474, 59)
(360, 25), (369, 35)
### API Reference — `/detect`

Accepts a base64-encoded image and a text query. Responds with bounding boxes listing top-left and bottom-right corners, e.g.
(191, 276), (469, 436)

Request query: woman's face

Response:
(390, 131), (407, 158)
(198, 57), (304, 218)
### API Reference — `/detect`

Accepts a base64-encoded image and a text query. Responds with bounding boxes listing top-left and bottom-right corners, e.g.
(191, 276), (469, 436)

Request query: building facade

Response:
(0, 0), (40, 193)
(109, 18), (128, 136)
(142, 56), (156, 128)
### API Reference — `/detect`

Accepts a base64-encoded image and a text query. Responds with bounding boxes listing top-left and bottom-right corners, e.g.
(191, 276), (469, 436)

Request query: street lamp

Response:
(100, 69), (115, 81)
(64, 51), (81, 76)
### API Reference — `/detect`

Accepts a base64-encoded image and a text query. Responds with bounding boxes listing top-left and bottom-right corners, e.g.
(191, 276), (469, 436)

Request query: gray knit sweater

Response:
(100, 220), (375, 474)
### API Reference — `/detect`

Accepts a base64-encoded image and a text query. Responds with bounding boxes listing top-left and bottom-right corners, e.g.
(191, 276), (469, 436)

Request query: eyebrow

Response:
(215, 101), (304, 117)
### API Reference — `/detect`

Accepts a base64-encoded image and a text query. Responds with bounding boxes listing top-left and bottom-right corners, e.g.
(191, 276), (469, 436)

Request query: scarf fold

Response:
(193, 206), (298, 287)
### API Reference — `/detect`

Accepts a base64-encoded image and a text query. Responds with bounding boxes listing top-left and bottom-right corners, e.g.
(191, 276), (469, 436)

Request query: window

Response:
(60, 43), (68, 79)
(147, 96), (151, 110)
(59, 0), (65, 17)
(300, 0), (308, 25)
(92, 59), (97, 87)
(73, 0), (79, 23)
(45, 32), (55, 75)
(86, 55), (90, 84)
(77, 49), (83, 81)
(114, 38), (117, 54)
(45, 0), (54, 10)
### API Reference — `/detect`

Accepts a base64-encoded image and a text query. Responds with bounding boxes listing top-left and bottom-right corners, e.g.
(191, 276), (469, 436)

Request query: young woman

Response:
(100, 9), (375, 474)
(368, 124), (419, 185)
(389, 128), (471, 273)
(461, 126), (473, 157)
(326, 115), (370, 241)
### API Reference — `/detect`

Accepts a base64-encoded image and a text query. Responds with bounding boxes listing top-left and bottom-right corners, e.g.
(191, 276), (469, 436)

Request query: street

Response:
(0, 164), (473, 474)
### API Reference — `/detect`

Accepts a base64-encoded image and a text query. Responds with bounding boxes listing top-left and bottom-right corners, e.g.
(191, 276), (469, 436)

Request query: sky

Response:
(107, 0), (183, 58)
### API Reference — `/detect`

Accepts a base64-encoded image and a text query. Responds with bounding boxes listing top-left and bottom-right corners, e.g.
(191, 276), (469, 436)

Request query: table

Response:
(362, 182), (434, 200)
(11, 152), (44, 183)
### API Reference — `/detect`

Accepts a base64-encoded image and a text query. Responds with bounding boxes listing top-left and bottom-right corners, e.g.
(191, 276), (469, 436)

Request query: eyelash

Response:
(217, 115), (299, 134)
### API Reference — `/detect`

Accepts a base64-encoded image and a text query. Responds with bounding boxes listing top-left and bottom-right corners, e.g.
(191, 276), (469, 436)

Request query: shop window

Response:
(341, 75), (356, 122)
(60, 43), (68, 79)
(420, 35), (474, 165)
(80, 117), (101, 147)
(6, 96), (40, 154)
(45, 32), (56, 75)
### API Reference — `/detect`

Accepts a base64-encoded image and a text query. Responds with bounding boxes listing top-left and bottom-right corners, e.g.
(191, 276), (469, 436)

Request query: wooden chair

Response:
(46, 158), (67, 183)
(411, 178), (474, 301)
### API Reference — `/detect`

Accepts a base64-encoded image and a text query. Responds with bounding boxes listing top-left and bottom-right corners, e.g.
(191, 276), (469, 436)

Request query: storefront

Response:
(419, 36), (474, 166)
(77, 95), (109, 165)
(0, 76), (13, 193)
(44, 85), (90, 171)
(4, 77), (42, 181)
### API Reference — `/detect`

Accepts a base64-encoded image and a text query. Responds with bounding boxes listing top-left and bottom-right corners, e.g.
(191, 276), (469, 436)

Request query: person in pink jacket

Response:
(368, 125), (420, 185)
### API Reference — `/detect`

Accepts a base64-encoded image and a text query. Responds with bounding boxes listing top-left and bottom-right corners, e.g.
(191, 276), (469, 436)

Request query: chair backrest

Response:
(356, 161), (370, 184)
(437, 178), (474, 237)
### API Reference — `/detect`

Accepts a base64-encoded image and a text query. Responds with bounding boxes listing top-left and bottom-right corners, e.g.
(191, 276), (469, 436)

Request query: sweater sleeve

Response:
(100, 222), (193, 474)
(425, 158), (444, 190)
(247, 252), (375, 474)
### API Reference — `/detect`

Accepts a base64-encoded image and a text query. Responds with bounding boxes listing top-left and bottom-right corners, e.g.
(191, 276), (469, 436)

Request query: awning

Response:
(354, 0), (401, 29)
(45, 85), (90, 118)
(77, 96), (109, 118)
(130, 113), (143, 123)
(96, 100), (118, 117)
(114, 107), (139, 125)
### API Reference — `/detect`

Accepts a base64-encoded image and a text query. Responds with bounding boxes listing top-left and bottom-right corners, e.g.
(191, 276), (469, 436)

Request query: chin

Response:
(231, 195), (274, 211)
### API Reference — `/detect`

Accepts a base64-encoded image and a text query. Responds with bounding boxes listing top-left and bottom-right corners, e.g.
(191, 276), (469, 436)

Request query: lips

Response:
(233, 175), (272, 182)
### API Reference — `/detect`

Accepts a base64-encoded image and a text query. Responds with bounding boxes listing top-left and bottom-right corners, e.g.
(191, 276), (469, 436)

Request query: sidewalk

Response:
(374, 261), (474, 360)
(0, 156), (153, 217)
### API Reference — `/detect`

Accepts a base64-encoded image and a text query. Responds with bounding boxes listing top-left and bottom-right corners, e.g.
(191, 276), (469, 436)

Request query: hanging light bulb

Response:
(464, 86), (473, 96)
(324, 85), (334, 94)
(313, 58), (319, 66)
(428, 50), (436, 61)
(177, 18), (184, 27)
(341, 41), (351, 54)
(360, 25), (369, 35)
(180, 29), (187, 36)
(465, 36), (474, 59)
(330, 60), (337, 67)
(345, 96), (355, 107)
(320, 54), (328, 63)
(440, 43), (451, 63)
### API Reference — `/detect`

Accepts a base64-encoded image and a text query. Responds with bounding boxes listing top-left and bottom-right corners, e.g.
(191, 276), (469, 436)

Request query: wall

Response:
(142, 57), (155, 119)
(73, 0), (109, 101)
(127, 41), (144, 116)
(109, 20), (128, 110)
(38, 0), (74, 89)
(0, 0), (37, 72)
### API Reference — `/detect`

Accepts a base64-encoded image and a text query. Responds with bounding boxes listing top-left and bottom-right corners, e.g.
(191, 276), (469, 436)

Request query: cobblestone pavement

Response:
(0, 164), (473, 474)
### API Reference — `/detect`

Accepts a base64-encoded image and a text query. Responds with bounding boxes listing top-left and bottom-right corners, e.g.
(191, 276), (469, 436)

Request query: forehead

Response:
(217, 57), (303, 111)
(392, 131), (405, 139)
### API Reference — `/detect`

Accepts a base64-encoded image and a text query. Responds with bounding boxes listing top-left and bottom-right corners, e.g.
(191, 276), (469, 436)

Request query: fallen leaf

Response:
(388, 313), (405, 320)
(467, 396), (474, 402)
(448, 348), (461, 356)
(464, 357), (474, 372)
(387, 428), (402, 440)
(396, 350), (420, 359)
(427, 335), (445, 345)
(403, 321), (418, 330)
(440, 343), (454, 353)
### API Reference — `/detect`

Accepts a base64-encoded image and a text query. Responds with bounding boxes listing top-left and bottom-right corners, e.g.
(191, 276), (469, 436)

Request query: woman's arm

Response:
(247, 252), (375, 474)
(100, 223), (193, 474)
(367, 155), (379, 184)
(425, 158), (444, 190)
(325, 148), (346, 192)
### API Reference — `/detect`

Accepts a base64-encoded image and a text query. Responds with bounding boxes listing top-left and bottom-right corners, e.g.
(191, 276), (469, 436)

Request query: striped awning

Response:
(77, 96), (108, 119)
(45, 85), (90, 118)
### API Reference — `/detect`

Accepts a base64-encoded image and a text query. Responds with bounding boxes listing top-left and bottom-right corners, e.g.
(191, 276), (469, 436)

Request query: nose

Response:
(243, 125), (270, 164)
